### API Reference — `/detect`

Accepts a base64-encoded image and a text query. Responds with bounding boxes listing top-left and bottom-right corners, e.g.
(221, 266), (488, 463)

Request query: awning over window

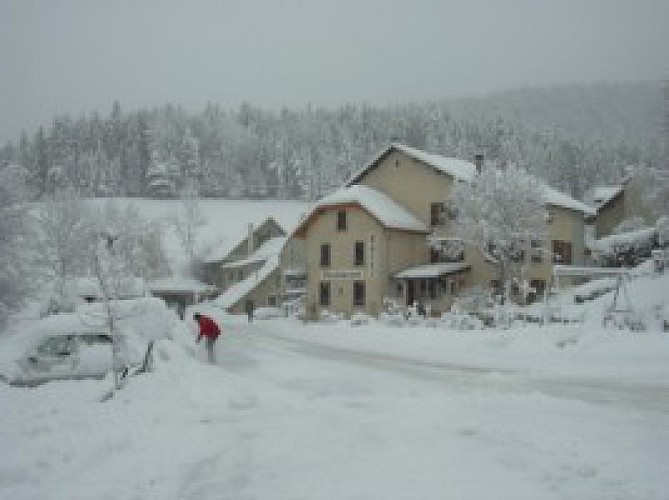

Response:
(394, 263), (470, 279)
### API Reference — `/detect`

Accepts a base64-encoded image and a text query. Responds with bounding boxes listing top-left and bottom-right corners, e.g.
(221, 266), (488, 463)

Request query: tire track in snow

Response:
(242, 326), (669, 415)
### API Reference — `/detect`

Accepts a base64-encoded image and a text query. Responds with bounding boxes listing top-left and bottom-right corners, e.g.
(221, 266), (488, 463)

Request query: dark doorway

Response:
(407, 280), (415, 306)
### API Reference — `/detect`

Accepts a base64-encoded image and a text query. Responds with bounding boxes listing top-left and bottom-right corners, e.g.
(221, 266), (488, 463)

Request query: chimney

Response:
(474, 154), (484, 174)
(247, 223), (254, 257)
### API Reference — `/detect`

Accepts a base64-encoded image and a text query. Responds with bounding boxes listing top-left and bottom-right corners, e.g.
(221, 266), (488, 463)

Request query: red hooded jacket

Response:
(196, 315), (221, 341)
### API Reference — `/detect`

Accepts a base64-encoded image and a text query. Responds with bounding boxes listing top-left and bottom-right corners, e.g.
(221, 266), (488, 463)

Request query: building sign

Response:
(321, 270), (364, 281)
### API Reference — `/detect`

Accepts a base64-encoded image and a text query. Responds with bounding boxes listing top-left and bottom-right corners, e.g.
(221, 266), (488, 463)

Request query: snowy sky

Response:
(1, 0), (668, 144)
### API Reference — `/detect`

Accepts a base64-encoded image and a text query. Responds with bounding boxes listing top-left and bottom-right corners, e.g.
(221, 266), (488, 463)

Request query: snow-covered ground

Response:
(1, 269), (668, 499)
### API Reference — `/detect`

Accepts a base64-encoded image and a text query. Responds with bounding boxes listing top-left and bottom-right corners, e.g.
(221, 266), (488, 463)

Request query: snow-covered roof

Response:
(148, 277), (216, 294)
(220, 236), (287, 269)
(592, 186), (623, 208)
(203, 217), (285, 265)
(541, 184), (595, 216)
(552, 265), (632, 277)
(65, 276), (146, 299)
(591, 227), (657, 253)
(347, 142), (476, 186)
(307, 185), (429, 233)
(348, 142), (592, 216)
(213, 256), (280, 310)
(394, 262), (471, 279)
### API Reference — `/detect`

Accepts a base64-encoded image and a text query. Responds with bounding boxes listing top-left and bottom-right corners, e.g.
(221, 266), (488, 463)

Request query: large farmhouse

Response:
(295, 143), (594, 319)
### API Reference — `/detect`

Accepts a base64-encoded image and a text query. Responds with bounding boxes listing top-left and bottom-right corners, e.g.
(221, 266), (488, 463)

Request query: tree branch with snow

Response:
(451, 163), (548, 302)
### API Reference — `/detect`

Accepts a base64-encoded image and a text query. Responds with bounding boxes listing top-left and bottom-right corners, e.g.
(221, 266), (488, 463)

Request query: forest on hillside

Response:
(1, 80), (666, 202)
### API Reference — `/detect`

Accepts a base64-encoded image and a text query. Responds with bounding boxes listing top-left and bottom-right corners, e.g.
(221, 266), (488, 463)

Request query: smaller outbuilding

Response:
(148, 277), (217, 320)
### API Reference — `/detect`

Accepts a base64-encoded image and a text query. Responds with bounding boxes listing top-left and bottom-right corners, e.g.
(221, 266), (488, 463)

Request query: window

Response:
(337, 210), (347, 231)
(320, 243), (331, 267)
(510, 246), (526, 263)
(238, 269), (244, 280)
(432, 239), (464, 263)
(354, 241), (365, 266)
(353, 281), (365, 306)
(430, 202), (444, 226)
(552, 240), (572, 264)
(441, 279), (458, 295)
(268, 295), (277, 306)
(531, 239), (543, 263)
(428, 280), (437, 300)
(319, 282), (331, 306)
(529, 279), (546, 301)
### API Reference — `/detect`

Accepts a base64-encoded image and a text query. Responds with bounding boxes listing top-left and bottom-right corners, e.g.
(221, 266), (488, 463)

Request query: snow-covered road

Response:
(2, 317), (668, 499)
(246, 325), (669, 415)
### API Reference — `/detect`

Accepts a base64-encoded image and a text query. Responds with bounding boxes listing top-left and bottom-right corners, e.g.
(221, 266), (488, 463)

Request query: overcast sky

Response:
(1, 0), (668, 144)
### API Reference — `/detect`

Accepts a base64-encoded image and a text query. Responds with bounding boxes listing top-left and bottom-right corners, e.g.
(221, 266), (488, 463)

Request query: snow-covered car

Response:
(0, 313), (147, 387)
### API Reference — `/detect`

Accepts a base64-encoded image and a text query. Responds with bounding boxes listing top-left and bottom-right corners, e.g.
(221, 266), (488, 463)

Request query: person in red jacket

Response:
(193, 313), (221, 363)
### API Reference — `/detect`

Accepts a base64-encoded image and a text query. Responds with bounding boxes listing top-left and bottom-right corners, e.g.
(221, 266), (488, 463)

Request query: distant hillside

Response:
(449, 81), (663, 149)
(1, 80), (665, 201)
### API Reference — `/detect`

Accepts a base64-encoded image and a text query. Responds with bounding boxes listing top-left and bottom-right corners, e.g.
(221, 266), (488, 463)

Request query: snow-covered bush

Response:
(440, 312), (483, 330)
(254, 307), (282, 320)
(350, 313), (372, 326)
(602, 309), (646, 331)
(379, 312), (405, 327)
(594, 228), (657, 267)
(319, 309), (344, 323)
(451, 286), (494, 315)
(381, 297), (404, 315)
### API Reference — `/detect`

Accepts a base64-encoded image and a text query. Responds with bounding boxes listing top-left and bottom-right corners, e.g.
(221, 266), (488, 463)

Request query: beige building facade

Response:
(590, 168), (660, 239)
(297, 143), (593, 319)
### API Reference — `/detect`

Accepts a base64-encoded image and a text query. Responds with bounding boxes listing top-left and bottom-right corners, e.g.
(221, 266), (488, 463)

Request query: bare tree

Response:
(0, 165), (34, 327)
(35, 187), (96, 310)
(451, 164), (548, 303)
(174, 178), (205, 274)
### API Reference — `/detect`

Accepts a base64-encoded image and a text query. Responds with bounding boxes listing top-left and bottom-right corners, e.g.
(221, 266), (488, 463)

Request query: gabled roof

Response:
(346, 142), (593, 216)
(213, 255), (280, 310)
(295, 184), (429, 236)
(542, 184), (596, 216)
(203, 216), (285, 264)
(589, 185), (624, 213)
(220, 236), (287, 269)
(346, 142), (477, 186)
